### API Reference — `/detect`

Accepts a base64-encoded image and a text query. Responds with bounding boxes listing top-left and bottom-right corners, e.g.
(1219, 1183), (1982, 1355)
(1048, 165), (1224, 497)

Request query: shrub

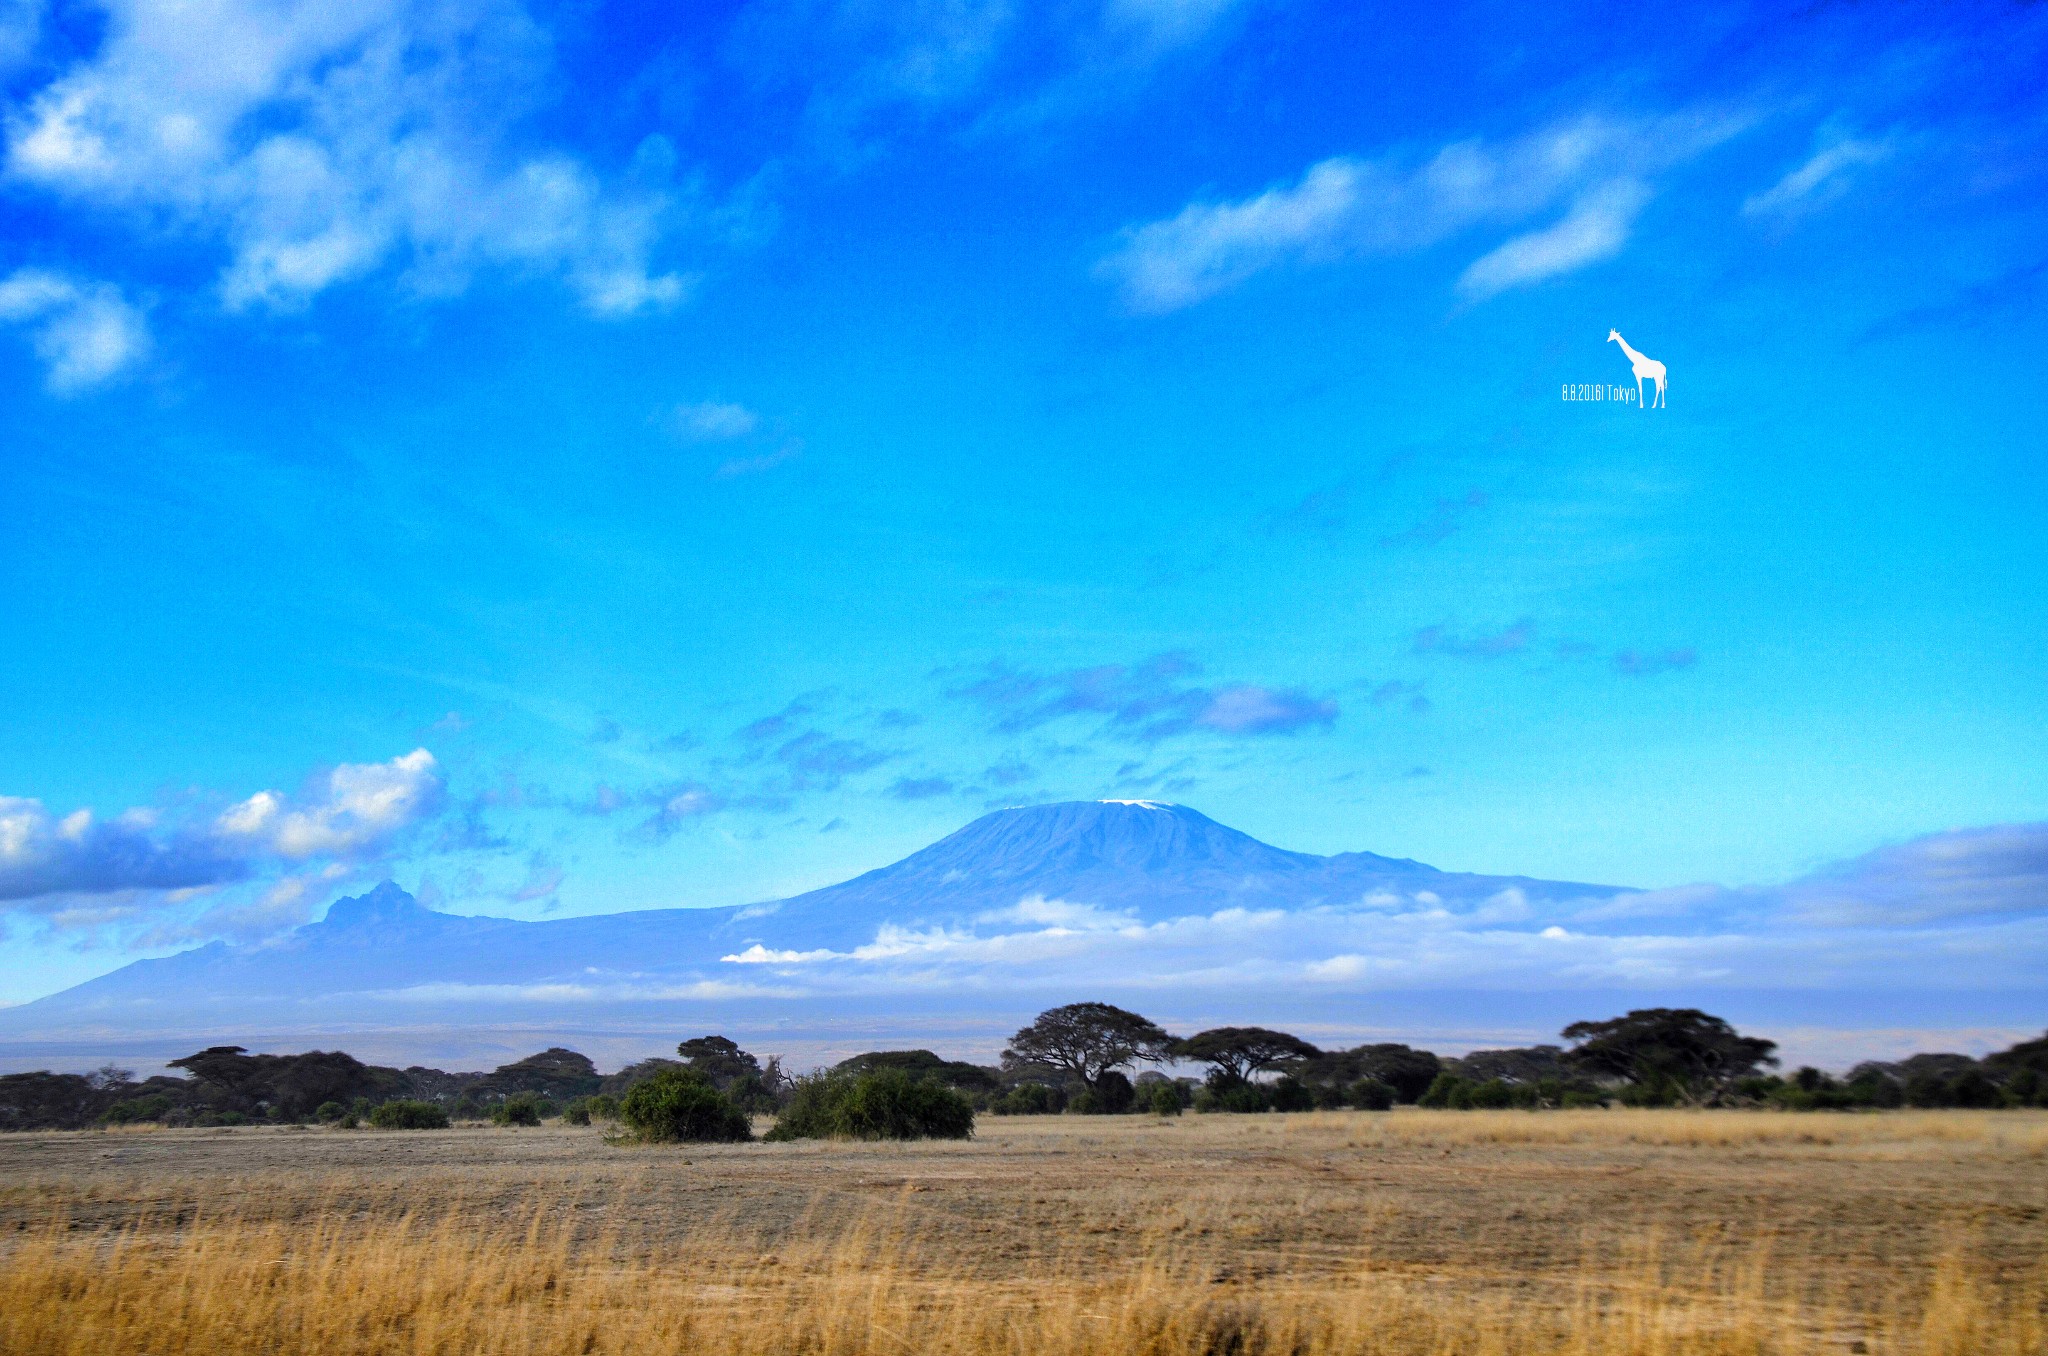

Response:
(1948, 1069), (2002, 1109)
(562, 1097), (592, 1126)
(368, 1100), (449, 1130)
(1350, 1078), (1396, 1111)
(492, 1092), (548, 1127)
(1847, 1073), (1905, 1108)
(1146, 1081), (1183, 1116)
(101, 1094), (176, 1125)
(1198, 1081), (1270, 1114)
(991, 1082), (1064, 1115)
(313, 1101), (347, 1123)
(765, 1069), (973, 1142)
(586, 1093), (622, 1121)
(1270, 1078), (1317, 1113)
(2005, 1069), (2045, 1108)
(618, 1068), (752, 1144)
(1904, 1072), (1953, 1108)
(1095, 1070), (1136, 1114)
(1417, 1073), (1467, 1108)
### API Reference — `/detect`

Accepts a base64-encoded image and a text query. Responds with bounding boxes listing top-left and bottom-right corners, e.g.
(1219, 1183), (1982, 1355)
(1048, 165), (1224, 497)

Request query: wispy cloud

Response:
(1381, 489), (1488, 546)
(1456, 178), (1649, 300)
(887, 776), (955, 801)
(1782, 822), (2048, 927)
(1412, 620), (1534, 659)
(0, 268), (149, 393)
(736, 0), (1245, 148)
(667, 400), (761, 441)
(1612, 648), (1697, 676)
(953, 654), (1336, 741)
(1098, 109), (1749, 311)
(1743, 133), (1892, 218)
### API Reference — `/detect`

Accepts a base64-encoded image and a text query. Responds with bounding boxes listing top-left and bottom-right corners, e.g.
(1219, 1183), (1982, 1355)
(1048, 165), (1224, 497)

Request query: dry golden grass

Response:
(3, 1109), (2044, 1355)
(1334, 1108), (2048, 1152)
(2, 1199), (2041, 1355)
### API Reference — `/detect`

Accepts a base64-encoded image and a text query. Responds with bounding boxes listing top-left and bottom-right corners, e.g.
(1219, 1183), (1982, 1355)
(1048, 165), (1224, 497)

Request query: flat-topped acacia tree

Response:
(1002, 1002), (1176, 1092)
(1174, 1027), (1321, 1087)
(1562, 1008), (1779, 1103)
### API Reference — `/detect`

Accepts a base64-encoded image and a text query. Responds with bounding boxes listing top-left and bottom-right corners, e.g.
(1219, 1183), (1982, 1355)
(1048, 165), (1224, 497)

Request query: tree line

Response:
(3, 1006), (2044, 1136)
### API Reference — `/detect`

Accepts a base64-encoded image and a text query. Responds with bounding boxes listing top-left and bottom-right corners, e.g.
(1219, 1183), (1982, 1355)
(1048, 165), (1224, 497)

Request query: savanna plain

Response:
(3, 1108), (2044, 1355)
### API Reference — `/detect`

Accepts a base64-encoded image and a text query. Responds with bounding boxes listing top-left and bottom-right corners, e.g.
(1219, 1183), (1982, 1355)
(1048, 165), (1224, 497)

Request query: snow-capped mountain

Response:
(0, 802), (1627, 1066)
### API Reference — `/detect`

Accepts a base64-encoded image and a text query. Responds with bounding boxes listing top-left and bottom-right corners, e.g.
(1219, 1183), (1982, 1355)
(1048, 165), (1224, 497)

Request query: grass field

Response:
(3, 1109), (2043, 1354)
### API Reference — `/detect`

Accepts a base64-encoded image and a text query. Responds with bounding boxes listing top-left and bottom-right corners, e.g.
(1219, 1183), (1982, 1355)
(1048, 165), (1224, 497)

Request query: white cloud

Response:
(721, 943), (840, 964)
(0, 794), (237, 902)
(0, 268), (150, 392)
(217, 748), (443, 858)
(1743, 135), (1891, 217)
(1455, 178), (1649, 299)
(669, 400), (761, 441)
(1099, 109), (1749, 311)
(5, 0), (688, 314)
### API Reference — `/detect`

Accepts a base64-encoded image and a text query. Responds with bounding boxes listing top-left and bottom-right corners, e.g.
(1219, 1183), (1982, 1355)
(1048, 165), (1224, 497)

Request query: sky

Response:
(1, 0), (2045, 1020)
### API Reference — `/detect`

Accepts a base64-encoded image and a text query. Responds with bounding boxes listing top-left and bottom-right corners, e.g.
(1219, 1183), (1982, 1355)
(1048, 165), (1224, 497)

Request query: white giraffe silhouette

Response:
(1607, 329), (1666, 409)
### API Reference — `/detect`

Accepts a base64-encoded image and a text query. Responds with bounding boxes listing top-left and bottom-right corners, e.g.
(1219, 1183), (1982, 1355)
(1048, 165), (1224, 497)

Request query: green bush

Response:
(1145, 1081), (1183, 1116)
(1095, 1070), (1136, 1114)
(765, 1069), (973, 1142)
(312, 1100), (347, 1123)
(1847, 1074), (1904, 1108)
(368, 1100), (450, 1130)
(1349, 1078), (1396, 1111)
(619, 1068), (752, 1143)
(586, 1092), (622, 1120)
(101, 1093), (176, 1125)
(1270, 1078), (1316, 1113)
(990, 1082), (1064, 1115)
(562, 1097), (592, 1126)
(1417, 1073), (1466, 1108)
(491, 1092), (549, 1126)
(1203, 1082), (1269, 1114)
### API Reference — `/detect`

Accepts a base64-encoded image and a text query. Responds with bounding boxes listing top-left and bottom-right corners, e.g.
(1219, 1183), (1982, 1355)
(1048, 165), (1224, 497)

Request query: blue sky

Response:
(2, 0), (2045, 1019)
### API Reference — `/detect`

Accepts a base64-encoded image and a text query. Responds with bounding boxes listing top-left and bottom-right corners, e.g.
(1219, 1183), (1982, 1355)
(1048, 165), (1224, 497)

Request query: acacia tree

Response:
(1174, 1027), (1321, 1087)
(676, 1036), (761, 1087)
(677, 1035), (783, 1111)
(1561, 1008), (1778, 1101)
(1003, 1003), (1175, 1091)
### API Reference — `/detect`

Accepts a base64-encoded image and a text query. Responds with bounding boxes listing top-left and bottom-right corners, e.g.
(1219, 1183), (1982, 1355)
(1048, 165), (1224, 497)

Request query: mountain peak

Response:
(850, 800), (1326, 891)
(318, 881), (437, 931)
